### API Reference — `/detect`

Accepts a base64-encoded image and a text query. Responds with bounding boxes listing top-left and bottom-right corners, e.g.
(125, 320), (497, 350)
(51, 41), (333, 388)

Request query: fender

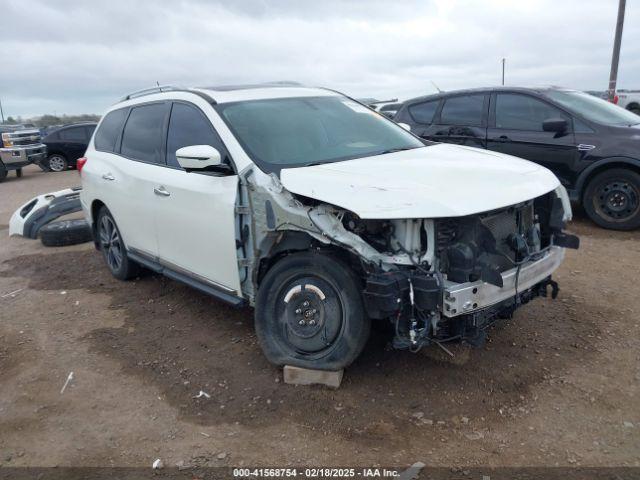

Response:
(574, 156), (640, 198)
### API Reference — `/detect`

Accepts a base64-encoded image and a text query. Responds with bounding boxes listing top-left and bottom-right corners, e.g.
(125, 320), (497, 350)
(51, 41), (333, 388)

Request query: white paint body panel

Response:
(280, 143), (561, 219)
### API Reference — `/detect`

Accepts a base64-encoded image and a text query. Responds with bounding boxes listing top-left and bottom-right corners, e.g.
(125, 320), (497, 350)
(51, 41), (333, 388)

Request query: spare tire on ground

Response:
(40, 219), (93, 247)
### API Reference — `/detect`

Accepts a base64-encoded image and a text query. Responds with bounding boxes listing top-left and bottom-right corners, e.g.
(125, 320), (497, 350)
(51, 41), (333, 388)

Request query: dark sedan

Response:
(394, 87), (640, 230)
(42, 123), (96, 172)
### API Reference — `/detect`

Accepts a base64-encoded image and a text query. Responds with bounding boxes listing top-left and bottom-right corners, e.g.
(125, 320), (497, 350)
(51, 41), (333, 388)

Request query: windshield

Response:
(216, 95), (425, 172)
(546, 90), (640, 127)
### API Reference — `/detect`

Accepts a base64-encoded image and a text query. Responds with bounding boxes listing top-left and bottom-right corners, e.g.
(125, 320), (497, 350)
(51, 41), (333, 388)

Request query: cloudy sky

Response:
(2, 0), (638, 118)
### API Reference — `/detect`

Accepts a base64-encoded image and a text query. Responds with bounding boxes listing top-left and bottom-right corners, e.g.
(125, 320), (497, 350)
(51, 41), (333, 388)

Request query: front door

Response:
(154, 101), (241, 295)
(486, 92), (578, 185)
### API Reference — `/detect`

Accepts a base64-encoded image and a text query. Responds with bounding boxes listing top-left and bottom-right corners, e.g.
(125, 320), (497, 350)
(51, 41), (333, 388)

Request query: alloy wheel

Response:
(48, 156), (67, 172)
(99, 215), (123, 272)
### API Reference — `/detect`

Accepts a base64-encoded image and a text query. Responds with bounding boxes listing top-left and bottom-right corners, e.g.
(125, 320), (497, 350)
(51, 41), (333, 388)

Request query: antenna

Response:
(430, 80), (442, 93)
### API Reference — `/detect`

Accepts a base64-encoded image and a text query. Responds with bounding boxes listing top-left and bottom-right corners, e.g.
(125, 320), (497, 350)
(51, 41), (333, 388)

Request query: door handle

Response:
(496, 135), (510, 143)
(153, 186), (171, 197)
(102, 173), (115, 181)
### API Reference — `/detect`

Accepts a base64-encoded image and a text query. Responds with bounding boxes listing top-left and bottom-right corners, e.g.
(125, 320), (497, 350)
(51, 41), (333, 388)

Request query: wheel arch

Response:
(90, 199), (107, 249)
(626, 102), (640, 111)
(255, 230), (366, 290)
(576, 157), (640, 199)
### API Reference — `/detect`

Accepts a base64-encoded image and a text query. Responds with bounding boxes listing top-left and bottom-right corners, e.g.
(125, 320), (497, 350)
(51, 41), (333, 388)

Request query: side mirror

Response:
(176, 145), (222, 171)
(542, 118), (568, 134)
(397, 122), (411, 131)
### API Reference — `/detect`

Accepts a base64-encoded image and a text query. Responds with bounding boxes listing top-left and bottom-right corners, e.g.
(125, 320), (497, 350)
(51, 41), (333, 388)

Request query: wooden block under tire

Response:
(283, 365), (343, 388)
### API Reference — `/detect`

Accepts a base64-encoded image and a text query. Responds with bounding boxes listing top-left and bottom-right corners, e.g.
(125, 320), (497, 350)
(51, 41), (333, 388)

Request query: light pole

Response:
(608, 0), (626, 101)
(0, 98), (4, 124)
(501, 58), (506, 86)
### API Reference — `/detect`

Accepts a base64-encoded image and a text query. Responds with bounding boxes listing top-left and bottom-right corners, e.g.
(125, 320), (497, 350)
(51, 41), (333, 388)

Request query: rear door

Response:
(99, 102), (170, 258)
(58, 126), (89, 162)
(153, 101), (241, 294)
(486, 92), (578, 183)
(427, 93), (489, 148)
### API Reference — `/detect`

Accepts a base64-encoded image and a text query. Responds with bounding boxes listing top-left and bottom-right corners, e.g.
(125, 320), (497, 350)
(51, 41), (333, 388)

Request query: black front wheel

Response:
(96, 207), (140, 280)
(255, 252), (370, 371)
(583, 168), (640, 230)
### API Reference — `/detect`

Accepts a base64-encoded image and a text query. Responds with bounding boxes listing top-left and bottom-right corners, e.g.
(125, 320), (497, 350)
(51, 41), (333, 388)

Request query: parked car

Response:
(395, 86), (640, 230)
(614, 90), (640, 116)
(42, 122), (97, 172)
(0, 124), (47, 181)
(79, 84), (577, 371)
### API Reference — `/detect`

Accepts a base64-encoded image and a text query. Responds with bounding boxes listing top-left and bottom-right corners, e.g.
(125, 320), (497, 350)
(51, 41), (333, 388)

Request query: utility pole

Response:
(608, 0), (626, 101)
(501, 58), (506, 86)
(0, 98), (4, 124)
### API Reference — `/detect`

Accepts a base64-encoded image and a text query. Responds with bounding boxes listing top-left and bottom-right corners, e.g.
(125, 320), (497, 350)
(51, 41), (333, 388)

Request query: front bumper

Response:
(9, 187), (83, 239)
(442, 246), (565, 317)
(0, 144), (47, 167)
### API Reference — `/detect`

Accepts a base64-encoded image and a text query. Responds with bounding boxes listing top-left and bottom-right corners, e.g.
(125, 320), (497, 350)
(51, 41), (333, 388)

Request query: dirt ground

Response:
(0, 165), (639, 469)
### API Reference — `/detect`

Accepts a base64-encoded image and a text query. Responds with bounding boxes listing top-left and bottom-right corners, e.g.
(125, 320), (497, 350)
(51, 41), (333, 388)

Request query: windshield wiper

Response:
(374, 146), (420, 156)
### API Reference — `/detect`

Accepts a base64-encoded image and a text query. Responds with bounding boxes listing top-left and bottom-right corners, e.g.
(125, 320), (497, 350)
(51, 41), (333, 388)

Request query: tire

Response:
(96, 207), (140, 280)
(628, 104), (640, 116)
(47, 154), (68, 172)
(40, 219), (93, 247)
(0, 163), (7, 182)
(583, 168), (640, 230)
(255, 252), (370, 371)
(16, 168), (22, 178)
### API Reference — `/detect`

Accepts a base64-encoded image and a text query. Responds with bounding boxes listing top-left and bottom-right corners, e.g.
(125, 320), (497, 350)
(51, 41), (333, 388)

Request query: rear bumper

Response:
(0, 144), (47, 167)
(442, 246), (565, 317)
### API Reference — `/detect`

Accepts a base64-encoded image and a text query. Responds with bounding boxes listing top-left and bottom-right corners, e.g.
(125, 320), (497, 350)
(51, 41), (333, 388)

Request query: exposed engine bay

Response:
(236, 169), (579, 351)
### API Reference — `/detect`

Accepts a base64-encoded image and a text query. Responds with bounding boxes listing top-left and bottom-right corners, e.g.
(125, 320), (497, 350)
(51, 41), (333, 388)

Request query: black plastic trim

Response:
(127, 251), (246, 307)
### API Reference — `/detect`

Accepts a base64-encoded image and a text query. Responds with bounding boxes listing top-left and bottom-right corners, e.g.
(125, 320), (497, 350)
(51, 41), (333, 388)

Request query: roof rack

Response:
(120, 85), (183, 102)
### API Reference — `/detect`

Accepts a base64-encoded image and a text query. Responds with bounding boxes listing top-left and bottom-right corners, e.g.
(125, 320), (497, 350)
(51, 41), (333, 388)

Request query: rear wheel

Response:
(96, 207), (140, 280)
(0, 163), (7, 182)
(583, 168), (640, 230)
(47, 154), (68, 172)
(255, 252), (370, 371)
(628, 104), (640, 116)
(16, 168), (22, 178)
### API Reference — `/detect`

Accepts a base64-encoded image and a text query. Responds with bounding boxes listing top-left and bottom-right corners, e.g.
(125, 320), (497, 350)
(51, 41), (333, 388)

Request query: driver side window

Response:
(495, 94), (570, 132)
(166, 102), (226, 168)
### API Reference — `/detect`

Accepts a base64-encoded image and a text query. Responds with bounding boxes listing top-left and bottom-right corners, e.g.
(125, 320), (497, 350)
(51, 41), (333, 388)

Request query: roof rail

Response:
(120, 85), (183, 102)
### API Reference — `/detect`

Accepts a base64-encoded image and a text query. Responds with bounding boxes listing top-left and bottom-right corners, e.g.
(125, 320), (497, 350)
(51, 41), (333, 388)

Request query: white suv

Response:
(80, 83), (578, 371)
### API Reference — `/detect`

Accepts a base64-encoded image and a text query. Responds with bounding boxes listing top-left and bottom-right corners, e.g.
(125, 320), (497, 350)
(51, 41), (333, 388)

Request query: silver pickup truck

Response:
(0, 125), (47, 181)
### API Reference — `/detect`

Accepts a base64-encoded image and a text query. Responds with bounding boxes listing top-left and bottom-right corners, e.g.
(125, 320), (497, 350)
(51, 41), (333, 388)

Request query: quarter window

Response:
(95, 108), (128, 153)
(408, 100), (439, 124)
(440, 95), (485, 126)
(121, 103), (167, 164)
(495, 94), (569, 131)
(166, 103), (224, 168)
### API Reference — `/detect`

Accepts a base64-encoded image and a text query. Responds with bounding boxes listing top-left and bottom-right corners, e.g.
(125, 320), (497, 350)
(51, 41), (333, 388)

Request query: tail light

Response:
(77, 157), (88, 175)
(613, 95), (619, 104)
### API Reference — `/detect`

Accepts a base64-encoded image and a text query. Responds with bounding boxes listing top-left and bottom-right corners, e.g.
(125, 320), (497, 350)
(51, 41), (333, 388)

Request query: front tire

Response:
(16, 168), (22, 178)
(47, 154), (68, 172)
(255, 252), (370, 371)
(96, 207), (140, 280)
(583, 168), (640, 230)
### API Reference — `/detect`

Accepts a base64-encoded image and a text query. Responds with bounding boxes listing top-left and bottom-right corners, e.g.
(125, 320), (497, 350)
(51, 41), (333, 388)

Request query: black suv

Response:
(395, 87), (640, 230)
(42, 123), (97, 172)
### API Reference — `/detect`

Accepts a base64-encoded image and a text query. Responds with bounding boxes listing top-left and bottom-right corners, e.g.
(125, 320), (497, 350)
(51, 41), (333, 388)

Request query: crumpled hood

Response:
(280, 143), (560, 219)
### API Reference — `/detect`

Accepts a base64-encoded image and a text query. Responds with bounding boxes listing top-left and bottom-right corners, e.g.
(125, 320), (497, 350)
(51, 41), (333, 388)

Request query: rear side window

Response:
(495, 94), (570, 131)
(440, 95), (485, 126)
(59, 126), (86, 141)
(121, 103), (168, 164)
(408, 100), (439, 124)
(84, 125), (96, 138)
(95, 109), (128, 153)
(166, 103), (224, 168)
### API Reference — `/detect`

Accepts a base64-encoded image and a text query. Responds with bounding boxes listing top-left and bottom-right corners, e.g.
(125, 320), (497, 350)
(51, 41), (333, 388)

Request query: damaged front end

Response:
(236, 168), (578, 351)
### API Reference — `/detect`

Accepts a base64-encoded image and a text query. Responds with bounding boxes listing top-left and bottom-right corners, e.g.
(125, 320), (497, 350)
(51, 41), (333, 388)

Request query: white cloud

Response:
(1, 0), (637, 117)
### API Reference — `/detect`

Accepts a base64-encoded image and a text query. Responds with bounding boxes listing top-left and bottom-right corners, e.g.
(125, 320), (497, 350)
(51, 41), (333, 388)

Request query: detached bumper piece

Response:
(9, 187), (83, 239)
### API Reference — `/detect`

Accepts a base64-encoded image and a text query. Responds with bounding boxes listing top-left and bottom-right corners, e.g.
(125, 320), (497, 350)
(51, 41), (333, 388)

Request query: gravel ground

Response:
(0, 165), (639, 469)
